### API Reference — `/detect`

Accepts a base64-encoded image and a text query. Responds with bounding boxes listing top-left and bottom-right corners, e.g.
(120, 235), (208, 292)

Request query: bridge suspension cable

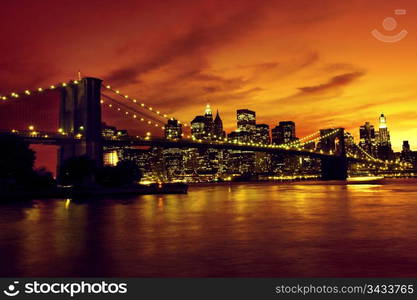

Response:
(353, 143), (382, 162)
(350, 143), (411, 168)
(0, 79), (79, 101)
(102, 82), (189, 127)
(292, 129), (340, 148)
(101, 98), (166, 131)
(102, 94), (166, 125)
(279, 131), (320, 147)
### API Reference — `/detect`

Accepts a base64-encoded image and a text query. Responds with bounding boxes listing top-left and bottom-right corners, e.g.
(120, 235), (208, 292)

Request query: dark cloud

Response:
(298, 71), (365, 94)
(106, 5), (266, 86)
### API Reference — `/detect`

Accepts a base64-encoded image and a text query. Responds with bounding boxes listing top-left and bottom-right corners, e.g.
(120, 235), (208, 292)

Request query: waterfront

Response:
(2, 180), (417, 277)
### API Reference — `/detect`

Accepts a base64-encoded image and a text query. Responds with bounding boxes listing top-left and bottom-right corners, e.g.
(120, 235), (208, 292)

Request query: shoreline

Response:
(0, 183), (188, 201)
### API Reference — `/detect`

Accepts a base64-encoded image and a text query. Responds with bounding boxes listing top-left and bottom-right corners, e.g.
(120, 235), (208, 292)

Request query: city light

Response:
(1, 83), (413, 182)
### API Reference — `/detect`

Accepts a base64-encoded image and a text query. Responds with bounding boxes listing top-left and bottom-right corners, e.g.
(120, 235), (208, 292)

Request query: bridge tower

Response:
(320, 128), (348, 180)
(57, 77), (103, 178)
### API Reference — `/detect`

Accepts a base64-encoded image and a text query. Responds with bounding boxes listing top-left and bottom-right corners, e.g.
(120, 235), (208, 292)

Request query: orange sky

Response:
(1, 0), (417, 152)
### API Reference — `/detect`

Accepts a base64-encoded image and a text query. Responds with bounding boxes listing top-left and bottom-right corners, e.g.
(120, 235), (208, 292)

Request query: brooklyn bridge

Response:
(0, 77), (409, 182)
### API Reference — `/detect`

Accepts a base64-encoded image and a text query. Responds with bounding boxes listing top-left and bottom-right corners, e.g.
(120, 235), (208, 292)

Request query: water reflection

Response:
(2, 180), (417, 277)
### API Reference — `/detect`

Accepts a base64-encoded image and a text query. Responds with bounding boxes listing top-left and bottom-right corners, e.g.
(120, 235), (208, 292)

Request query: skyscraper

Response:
(378, 113), (391, 146)
(401, 141), (416, 169)
(213, 110), (225, 139)
(204, 104), (213, 136)
(377, 113), (393, 160)
(191, 115), (208, 140)
(164, 119), (182, 140)
(271, 121), (296, 145)
(254, 124), (270, 144)
(359, 122), (377, 156)
(237, 109), (256, 133)
(191, 105), (215, 140)
(402, 140), (411, 152)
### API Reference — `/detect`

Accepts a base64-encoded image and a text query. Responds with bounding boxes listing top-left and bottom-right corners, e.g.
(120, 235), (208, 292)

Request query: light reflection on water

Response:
(2, 179), (417, 277)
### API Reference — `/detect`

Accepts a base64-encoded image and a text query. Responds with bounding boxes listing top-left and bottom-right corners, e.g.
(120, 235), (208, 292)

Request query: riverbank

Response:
(0, 183), (188, 201)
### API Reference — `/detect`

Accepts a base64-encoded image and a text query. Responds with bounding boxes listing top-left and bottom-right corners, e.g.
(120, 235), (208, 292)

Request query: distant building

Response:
(103, 150), (119, 166)
(191, 115), (208, 140)
(204, 104), (213, 136)
(271, 121), (296, 145)
(213, 110), (225, 139)
(377, 113), (394, 160)
(403, 140), (411, 152)
(102, 123), (128, 166)
(378, 113), (391, 146)
(237, 109), (256, 133)
(163, 148), (183, 180)
(359, 122), (377, 157)
(102, 123), (128, 138)
(164, 119), (182, 140)
(254, 124), (270, 144)
(401, 140), (417, 169)
(191, 105), (217, 140)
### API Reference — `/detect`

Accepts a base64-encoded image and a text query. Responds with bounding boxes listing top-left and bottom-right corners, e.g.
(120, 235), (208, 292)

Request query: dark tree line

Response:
(60, 156), (142, 187)
(0, 133), (55, 191)
(0, 133), (142, 193)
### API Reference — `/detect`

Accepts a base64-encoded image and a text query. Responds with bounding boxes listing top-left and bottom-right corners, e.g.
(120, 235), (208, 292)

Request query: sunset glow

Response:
(1, 0), (417, 152)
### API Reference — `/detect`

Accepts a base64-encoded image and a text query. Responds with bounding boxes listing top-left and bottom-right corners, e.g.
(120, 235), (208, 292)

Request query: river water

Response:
(1, 180), (417, 277)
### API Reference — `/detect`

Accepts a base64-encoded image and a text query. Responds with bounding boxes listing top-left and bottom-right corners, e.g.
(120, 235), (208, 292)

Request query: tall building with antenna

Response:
(377, 113), (393, 160)
(378, 113), (391, 146)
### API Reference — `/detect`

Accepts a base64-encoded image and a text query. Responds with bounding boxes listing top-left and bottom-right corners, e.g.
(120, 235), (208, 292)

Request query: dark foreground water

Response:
(2, 180), (417, 277)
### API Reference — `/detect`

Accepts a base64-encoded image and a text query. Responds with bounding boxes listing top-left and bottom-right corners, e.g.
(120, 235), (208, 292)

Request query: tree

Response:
(116, 160), (142, 185)
(96, 160), (142, 187)
(60, 155), (97, 187)
(31, 167), (56, 190)
(0, 133), (36, 189)
(96, 166), (120, 187)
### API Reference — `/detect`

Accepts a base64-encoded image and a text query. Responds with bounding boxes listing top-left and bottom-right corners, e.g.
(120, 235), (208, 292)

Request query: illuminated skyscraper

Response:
(237, 109), (256, 133)
(377, 113), (393, 160)
(378, 113), (391, 146)
(191, 115), (207, 139)
(359, 122), (377, 156)
(401, 141), (416, 169)
(205, 104), (213, 119)
(164, 119), (182, 140)
(204, 104), (213, 136)
(271, 121), (296, 145)
(191, 105), (215, 140)
(254, 124), (270, 144)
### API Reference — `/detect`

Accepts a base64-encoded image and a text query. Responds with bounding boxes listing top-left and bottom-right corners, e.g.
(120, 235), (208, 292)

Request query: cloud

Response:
(106, 5), (266, 86)
(298, 71), (365, 94)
